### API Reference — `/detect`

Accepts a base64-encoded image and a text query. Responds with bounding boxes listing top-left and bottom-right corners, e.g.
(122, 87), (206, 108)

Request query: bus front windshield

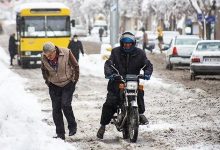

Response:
(21, 16), (70, 37)
(47, 16), (70, 37)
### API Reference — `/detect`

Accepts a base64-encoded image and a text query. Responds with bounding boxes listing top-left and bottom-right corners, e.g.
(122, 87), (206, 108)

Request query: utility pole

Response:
(211, 0), (216, 40)
(203, 11), (207, 40)
(110, 0), (119, 47)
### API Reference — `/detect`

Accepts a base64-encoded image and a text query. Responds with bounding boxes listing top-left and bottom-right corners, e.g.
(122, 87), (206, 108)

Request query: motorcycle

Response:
(110, 64), (145, 143)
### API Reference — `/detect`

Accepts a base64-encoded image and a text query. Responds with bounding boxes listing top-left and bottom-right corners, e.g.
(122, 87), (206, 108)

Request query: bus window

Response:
(22, 16), (45, 37)
(47, 16), (70, 37)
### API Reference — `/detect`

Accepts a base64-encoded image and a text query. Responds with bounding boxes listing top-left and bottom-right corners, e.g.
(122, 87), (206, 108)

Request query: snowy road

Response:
(1, 33), (220, 149)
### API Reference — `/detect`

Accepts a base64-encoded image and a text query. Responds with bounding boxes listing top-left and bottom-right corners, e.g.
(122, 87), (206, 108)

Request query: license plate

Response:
(204, 58), (220, 63)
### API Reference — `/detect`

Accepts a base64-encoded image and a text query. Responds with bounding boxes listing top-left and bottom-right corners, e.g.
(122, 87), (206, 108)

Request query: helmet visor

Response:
(120, 37), (134, 43)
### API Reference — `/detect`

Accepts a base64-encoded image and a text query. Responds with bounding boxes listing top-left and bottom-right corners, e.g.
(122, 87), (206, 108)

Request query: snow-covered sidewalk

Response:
(0, 47), (77, 150)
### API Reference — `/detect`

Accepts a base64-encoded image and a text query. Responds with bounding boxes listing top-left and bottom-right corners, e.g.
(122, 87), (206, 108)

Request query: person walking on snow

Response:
(99, 27), (104, 42)
(142, 27), (150, 53)
(67, 34), (84, 62)
(157, 26), (164, 53)
(8, 33), (17, 66)
(41, 42), (79, 140)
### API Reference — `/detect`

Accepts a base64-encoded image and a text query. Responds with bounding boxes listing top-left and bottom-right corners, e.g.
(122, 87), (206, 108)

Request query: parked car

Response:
(165, 35), (201, 70)
(91, 20), (108, 37)
(71, 25), (88, 37)
(190, 40), (220, 80)
(163, 31), (180, 45)
(135, 31), (157, 52)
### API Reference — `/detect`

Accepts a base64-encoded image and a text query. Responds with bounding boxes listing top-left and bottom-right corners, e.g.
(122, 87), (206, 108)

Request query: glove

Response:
(106, 74), (116, 80)
(106, 74), (121, 80)
(144, 70), (152, 80)
(144, 74), (151, 80)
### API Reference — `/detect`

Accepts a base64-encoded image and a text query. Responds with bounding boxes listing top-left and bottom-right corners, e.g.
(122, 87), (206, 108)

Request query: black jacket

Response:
(8, 35), (17, 56)
(67, 40), (84, 60)
(104, 46), (153, 92)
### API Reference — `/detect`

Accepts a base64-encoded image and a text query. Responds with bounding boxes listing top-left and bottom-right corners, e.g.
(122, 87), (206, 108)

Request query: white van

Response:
(91, 20), (108, 36)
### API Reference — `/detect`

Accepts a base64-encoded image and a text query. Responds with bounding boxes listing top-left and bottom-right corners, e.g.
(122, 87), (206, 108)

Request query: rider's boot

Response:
(139, 114), (149, 125)
(97, 125), (105, 139)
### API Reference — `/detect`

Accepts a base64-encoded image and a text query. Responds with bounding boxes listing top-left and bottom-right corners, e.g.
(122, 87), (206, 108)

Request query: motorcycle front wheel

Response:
(128, 107), (139, 142)
(122, 122), (129, 139)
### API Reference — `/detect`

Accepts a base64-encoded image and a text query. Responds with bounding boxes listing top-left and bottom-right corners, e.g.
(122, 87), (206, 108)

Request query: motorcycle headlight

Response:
(126, 81), (138, 90)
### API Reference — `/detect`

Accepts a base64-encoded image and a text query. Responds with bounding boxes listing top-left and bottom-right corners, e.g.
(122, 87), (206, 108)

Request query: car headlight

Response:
(126, 81), (138, 90)
(25, 51), (31, 56)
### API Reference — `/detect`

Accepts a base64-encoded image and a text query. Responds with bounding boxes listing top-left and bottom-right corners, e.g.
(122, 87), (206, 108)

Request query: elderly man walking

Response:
(41, 41), (79, 140)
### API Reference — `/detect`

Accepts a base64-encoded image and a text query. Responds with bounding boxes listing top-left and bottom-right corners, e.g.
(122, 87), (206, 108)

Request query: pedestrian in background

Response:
(157, 26), (164, 53)
(88, 25), (92, 35)
(68, 35), (84, 62)
(41, 42), (79, 140)
(99, 27), (104, 42)
(8, 33), (17, 66)
(142, 27), (149, 53)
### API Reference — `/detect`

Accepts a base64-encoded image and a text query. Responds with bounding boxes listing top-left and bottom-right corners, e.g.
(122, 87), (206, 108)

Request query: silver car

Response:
(190, 40), (220, 80)
(166, 35), (200, 70)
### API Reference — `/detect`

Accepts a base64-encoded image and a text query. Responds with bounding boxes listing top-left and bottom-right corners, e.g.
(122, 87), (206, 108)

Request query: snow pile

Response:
(0, 47), (76, 150)
(79, 54), (105, 78)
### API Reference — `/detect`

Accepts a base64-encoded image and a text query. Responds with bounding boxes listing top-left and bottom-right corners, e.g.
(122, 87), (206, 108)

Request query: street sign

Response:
(197, 13), (204, 21)
(206, 16), (216, 23)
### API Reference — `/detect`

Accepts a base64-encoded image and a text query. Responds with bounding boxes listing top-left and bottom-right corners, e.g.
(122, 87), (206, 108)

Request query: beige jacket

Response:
(41, 46), (79, 87)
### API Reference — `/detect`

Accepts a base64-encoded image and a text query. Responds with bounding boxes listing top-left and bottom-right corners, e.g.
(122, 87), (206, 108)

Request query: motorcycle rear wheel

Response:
(129, 107), (139, 142)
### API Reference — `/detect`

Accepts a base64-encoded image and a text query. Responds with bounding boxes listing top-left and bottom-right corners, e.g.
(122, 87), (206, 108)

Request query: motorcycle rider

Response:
(97, 31), (153, 139)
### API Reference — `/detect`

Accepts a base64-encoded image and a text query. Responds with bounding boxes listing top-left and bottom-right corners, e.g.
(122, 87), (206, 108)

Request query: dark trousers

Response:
(10, 54), (14, 65)
(49, 81), (76, 135)
(100, 90), (145, 125)
(73, 53), (79, 62)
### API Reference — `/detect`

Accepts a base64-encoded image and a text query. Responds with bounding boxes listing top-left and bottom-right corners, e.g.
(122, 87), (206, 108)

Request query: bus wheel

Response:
(21, 60), (29, 68)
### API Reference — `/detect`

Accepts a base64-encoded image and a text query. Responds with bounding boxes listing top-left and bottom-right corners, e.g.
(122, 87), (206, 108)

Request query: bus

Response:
(16, 2), (74, 68)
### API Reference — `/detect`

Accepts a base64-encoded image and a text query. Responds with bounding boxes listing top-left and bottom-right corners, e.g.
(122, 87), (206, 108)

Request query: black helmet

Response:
(119, 32), (136, 53)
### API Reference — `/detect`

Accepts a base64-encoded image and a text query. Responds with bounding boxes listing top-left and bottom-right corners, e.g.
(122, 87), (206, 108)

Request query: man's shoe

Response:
(53, 134), (65, 140)
(97, 125), (105, 139)
(69, 127), (77, 136)
(139, 114), (149, 125)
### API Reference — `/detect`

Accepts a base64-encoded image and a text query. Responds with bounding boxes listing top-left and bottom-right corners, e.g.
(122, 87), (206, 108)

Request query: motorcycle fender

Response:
(131, 100), (138, 107)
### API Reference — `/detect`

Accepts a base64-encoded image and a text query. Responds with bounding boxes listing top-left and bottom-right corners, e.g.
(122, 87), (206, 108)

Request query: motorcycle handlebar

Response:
(113, 74), (145, 81)
(138, 74), (145, 79)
